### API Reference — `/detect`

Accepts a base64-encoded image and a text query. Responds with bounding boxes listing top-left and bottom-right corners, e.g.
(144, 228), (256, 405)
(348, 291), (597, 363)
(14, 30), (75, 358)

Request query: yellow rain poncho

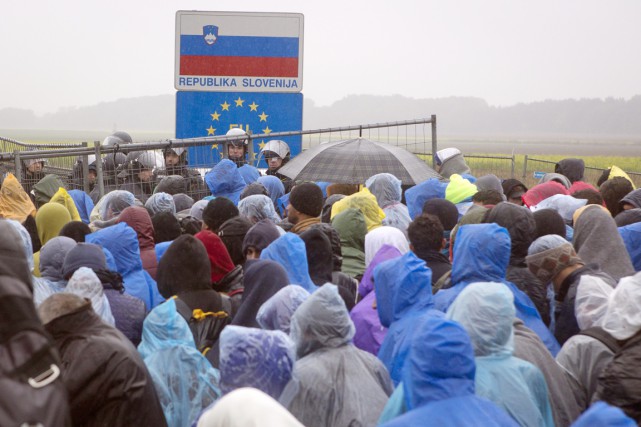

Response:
(49, 187), (81, 222)
(33, 202), (72, 277)
(0, 173), (36, 222)
(330, 188), (385, 232)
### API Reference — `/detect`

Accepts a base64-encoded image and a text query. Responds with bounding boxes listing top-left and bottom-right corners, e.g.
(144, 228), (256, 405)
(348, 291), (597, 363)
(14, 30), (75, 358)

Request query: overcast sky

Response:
(3, 0), (641, 114)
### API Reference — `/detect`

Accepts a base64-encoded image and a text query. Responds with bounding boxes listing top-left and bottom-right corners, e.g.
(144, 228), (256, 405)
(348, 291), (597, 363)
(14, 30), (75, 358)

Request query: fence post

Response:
(510, 153), (516, 179)
(81, 142), (90, 193)
(431, 115), (437, 168)
(94, 141), (105, 199)
(522, 154), (528, 179)
(14, 150), (22, 183)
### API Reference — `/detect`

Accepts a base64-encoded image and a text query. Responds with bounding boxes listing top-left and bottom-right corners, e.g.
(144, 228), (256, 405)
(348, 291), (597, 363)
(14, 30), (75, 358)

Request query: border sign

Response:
(176, 91), (303, 167)
(175, 11), (304, 92)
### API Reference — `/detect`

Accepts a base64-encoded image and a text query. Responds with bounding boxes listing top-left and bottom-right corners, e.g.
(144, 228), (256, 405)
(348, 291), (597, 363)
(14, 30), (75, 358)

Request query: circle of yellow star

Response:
(210, 111), (220, 121)
(220, 101), (230, 111)
(211, 143), (219, 150)
(249, 102), (259, 112)
(262, 126), (272, 135)
(234, 97), (245, 107)
(206, 126), (216, 135)
(258, 140), (267, 150)
(258, 112), (269, 122)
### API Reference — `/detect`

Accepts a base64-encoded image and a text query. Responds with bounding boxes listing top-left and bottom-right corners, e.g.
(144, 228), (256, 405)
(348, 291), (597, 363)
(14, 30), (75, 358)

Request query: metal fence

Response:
(0, 117), (437, 202)
(522, 155), (641, 189)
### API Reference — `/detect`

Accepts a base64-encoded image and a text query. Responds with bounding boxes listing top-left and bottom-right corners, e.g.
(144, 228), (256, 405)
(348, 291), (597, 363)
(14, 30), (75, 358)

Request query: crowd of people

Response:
(1, 138), (641, 426)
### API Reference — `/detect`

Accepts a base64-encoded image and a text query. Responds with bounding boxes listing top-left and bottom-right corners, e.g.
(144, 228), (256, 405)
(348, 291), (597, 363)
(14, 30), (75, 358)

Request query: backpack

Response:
(0, 276), (71, 426)
(579, 327), (622, 354)
(174, 297), (230, 357)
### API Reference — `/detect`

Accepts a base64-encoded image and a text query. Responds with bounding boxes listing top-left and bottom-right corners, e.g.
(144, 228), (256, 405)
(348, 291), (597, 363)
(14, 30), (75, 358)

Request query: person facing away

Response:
(447, 282), (554, 427)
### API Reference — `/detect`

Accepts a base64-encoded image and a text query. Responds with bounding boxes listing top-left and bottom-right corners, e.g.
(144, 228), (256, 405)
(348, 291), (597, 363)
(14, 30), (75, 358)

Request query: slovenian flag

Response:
(178, 13), (303, 78)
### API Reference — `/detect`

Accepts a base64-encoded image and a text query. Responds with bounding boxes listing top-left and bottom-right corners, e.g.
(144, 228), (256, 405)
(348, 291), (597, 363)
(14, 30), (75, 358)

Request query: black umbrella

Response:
(278, 138), (441, 185)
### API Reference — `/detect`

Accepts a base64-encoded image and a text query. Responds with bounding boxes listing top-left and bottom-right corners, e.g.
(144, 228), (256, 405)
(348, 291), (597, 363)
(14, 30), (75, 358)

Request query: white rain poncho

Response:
(145, 192), (176, 216)
(364, 226), (409, 267)
(138, 298), (221, 427)
(197, 388), (304, 427)
(366, 173), (412, 236)
(447, 282), (554, 427)
(238, 194), (281, 224)
(219, 325), (295, 399)
(91, 190), (136, 222)
(256, 285), (310, 334)
(67, 267), (115, 326)
(575, 275), (614, 330)
(602, 271), (641, 340)
(281, 284), (393, 427)
(530, 194), (587, 224)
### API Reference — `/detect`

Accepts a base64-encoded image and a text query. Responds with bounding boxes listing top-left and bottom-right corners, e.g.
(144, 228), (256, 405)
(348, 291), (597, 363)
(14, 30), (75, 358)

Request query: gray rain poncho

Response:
(145, 192), (176, 216)
(281, 284), (393, 427)
(365, 173), (412, 237)
(66, 267), (115, 326)
(238, 194), (281, 224)
(91, 190), (136, 222)
(257, 285), (311, 334)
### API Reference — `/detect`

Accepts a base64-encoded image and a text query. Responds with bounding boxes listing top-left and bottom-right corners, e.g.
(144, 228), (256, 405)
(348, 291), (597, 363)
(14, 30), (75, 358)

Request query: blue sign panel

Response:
(533, 171), (546, 179)
(176, 91), (303, 167)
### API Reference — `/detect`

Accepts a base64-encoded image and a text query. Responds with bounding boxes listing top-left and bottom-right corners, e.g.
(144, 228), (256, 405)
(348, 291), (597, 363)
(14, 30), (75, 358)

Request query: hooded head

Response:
(238, 194), (281, 224)
(239, 183), (268, 200)
(66, 267), (114, 325)
(242, 219), (281, 258)
(601, 271), (641, 340)
(260, 233), (316, 293)
(194, 231), (235, 286)
(321, 194), (345, 224)
(40, 236), (76, 282)
(299, 228), (334, 286)
(522, 181), (569, 208)
(532, 209), (567, 240)
(540, 173), (572, 190)
(0, 220), (33, 290)
(451, 224), (511, 287)
(475, 174), (506, 201)
(35, 202), (72, 246)
(483, 202), (536, 265)
(94, 190), (135, 221)
(366, 173), (403, 209)
(62, 242), (108, 279)
(202, 197), (239, 232)
(189, 199), (209, 221)
(205, 159), (246, 205)
(364, 226), (409, 267)
(218, 216), (253, 266)
(445, 174), (478, 204)
(331, 188), (385, 231)
(406, 179), (448, 220)
(422, 198), (459, 231)
(447, 281), (516, 357)
(0, 173), (36, 222)
(374, 251), (434, 328)
(615, 208), (641, 227)
(157, 235), (212, 298)
(402, 315), (476, 410)
(155, 175), (187, 196)
(502, 179), (528, 205)
(68, 190), (95, 224)
(219, 325), (294, 399)
(173, 193), (194, 213)
(531, 194), (587, 224)
(151, 211), (181, 244)
(575, 275), (614, 330)
(601, 177), (635, 217)
(621, 188), (641, 210)
(256, 285), (311, 334)
(117, 206), (155, 250)
(331, 208), (367, 278)
(555, 158), (585, 184)
(145, 192), (176, 216)
(289, 284), (355, 358)
(257, 176), (285, 206)
(525, 234), (583, 286)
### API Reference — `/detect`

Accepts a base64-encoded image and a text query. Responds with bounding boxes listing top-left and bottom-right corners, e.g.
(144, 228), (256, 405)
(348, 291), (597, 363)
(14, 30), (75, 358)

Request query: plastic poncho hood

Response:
(205, 159), (246, 205)
(289, 284), (355, 359)
(260, 233), (316, 293)
(405, 178), (448, 220)
(68, 190), (95, 224)
(446, 282), (516, 357)
(238, 194), (281, 223)
(602, 271), (641, 340)
(256, 285), (310, 334)
(67, 267), (115, 326)
(36, 202), (72, 246)
(575, 274), (614, 330)
(257, 175), (285, 207)
(331, 208), (367, 278)
(0, 173), (36, 222)
(145, 192), (176, 216)
(91, 190), (136, 222)
(219, 325), (294, 399)
(49, 187), (81, 222)
(366, 173), (402, 208)
(451, 224), (510, 286)
(330, 188), (385, 232)
(364, 226), (409, 267)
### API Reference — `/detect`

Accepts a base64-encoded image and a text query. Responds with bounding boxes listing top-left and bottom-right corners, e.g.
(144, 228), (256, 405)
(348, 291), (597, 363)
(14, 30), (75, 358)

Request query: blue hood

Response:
(572, 402), (636, 427)
(451, 224), (510, 286)
(257, 175), (285, 206)
(87, 223), (163, 310)
(238, 164), (260, 185)
(205, 159), (246, 205)
(68, 189), (95, 224)
(260, 233), (316, 293)
(619, 222), (641, 272)
(403, 315), (476, 409)
(375, 251), (434, 328)
(406, 178), (448, 219)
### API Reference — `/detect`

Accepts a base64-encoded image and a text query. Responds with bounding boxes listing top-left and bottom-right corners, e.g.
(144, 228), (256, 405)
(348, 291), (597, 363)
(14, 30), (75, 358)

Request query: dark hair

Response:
(596, 168), (611, 187)
(202, 197), (239, 232)
(59, 221), (91, 243)
(408, 214), (444, 252)
(571, 189), (603, 206)
(21, 215), (41, 253)
(151, 211), (182, 243)
(472, 189), (503, 206)
(600, 177), (633, 217)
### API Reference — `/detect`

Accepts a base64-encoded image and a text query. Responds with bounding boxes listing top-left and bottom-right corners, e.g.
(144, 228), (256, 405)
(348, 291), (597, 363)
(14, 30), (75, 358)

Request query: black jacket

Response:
(45, 303), (167, 427)
(413, 247), (452, 287)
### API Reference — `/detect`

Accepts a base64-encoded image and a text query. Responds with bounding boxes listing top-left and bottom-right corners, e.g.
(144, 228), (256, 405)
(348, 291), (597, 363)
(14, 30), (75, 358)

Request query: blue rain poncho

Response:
(405, 178), (448, 220)
(447, 282), (554, 427)
(434, 223), (560, 356)
(281, 284), (393, 427)
(238, 164), (261, 185)
(69, 189), (95, 224)
(619, 221), (641, 272)
(366, 173), (412, 236)
(256, 285), (310, 334)
(91, 190), (136, 222)
(571, 402), (636, 427)
(375, 251), (439, 385)
(219, 325), (294, 399)
(138, 298), (221, 427)
(67, 267), (115, 326)
(260, 233), (316, 293)
(380, 315), (519, 427)
(87, 222), (163, 310)
(257, 175), (285, 207)
(238, 194), (281, 223)
(145, 192), (176, 216)
(205, 159), (246, 205)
